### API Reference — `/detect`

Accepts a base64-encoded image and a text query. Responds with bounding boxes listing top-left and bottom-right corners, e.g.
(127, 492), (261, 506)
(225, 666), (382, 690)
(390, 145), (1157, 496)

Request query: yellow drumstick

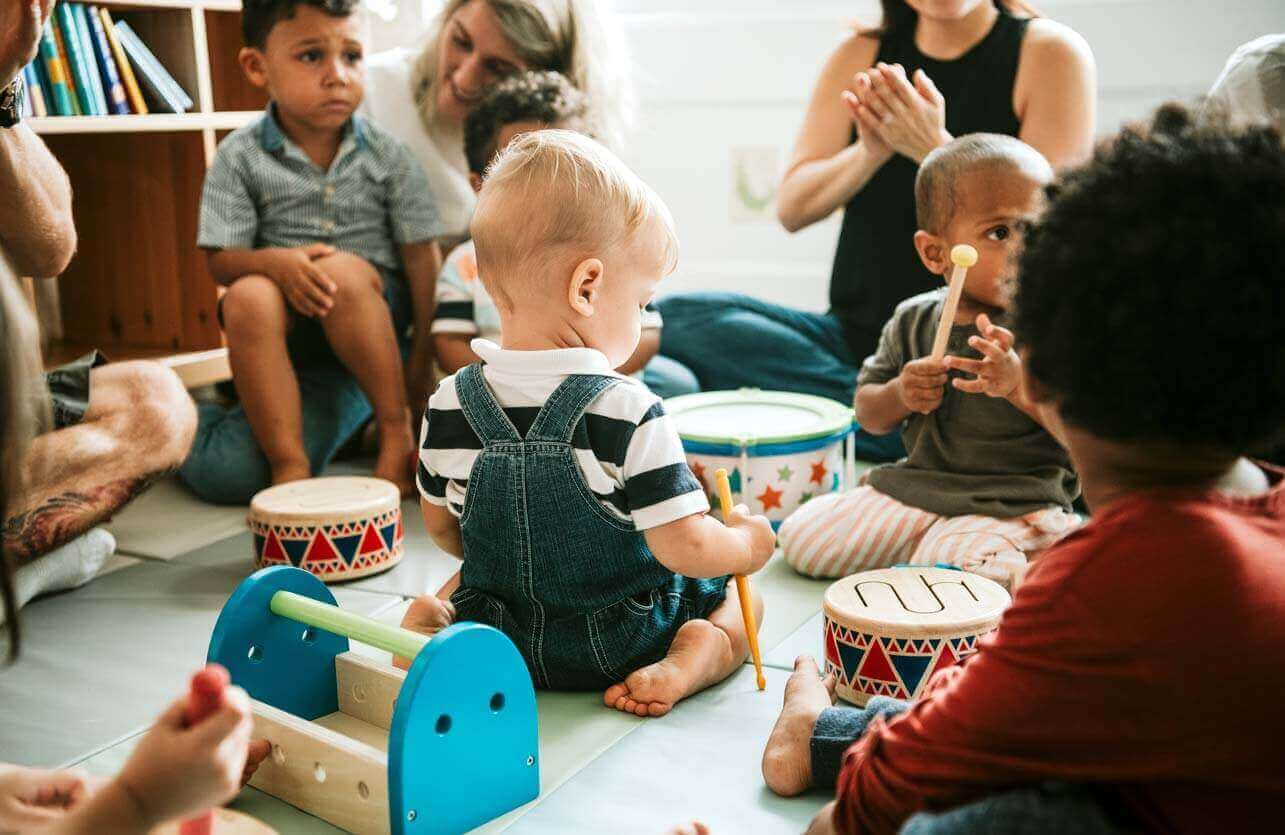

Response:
(930, 244), (979, 361)
(715, 468), (766, 691)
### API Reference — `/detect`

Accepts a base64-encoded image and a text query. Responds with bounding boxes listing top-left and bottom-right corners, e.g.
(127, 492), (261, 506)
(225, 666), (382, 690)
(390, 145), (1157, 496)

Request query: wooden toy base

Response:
(150, 808), (277, 835)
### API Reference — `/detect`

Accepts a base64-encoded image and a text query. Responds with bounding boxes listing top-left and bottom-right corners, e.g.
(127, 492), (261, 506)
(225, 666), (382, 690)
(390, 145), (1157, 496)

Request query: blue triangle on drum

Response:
(281, 536), (310, 567)
(380, 522), (397, 551)
(331, 533), (363, 566)
(837, 641), (866, 681)
(890, 653), (933, 694)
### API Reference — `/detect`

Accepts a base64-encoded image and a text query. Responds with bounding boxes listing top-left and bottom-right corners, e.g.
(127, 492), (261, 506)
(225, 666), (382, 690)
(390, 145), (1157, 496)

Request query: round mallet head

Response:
(950, 244), (978, 268)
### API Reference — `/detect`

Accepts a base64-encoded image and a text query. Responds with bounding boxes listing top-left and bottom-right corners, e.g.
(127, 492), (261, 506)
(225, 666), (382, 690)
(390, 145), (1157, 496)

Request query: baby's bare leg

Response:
(313, 254), (414, 494)
(221, 275), (309, 485)
(604, 581), (764, 718)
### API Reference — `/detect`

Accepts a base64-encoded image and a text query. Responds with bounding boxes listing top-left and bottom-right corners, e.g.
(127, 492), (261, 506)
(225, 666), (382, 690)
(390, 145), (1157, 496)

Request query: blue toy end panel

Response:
(206, 566), (349, 720)
(389, 622), (540, 834)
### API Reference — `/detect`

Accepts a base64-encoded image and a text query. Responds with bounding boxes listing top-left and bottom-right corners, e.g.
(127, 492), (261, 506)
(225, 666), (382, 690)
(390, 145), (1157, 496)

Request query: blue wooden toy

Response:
(207, 566), (539, 834)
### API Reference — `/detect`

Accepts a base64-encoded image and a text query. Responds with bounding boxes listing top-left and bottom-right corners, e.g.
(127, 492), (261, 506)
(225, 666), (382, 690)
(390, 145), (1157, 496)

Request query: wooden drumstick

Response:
(715, 468), (766, 691)
(930, 244), (979, 361)
(179, 664), (231, 835)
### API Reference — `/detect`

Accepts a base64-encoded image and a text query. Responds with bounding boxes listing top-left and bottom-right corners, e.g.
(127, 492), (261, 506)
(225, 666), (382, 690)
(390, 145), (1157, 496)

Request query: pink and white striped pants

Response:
(778, 485), (1080, 589)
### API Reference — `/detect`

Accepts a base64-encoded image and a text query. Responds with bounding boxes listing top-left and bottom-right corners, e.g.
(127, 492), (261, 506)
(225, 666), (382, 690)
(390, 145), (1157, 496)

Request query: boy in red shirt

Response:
(760, 104), (1285, 833)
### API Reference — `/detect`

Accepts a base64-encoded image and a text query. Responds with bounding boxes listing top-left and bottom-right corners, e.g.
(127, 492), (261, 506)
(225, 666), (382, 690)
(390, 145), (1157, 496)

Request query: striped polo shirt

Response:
(418, 340), (709, 530)
(198, 104), (444, 271)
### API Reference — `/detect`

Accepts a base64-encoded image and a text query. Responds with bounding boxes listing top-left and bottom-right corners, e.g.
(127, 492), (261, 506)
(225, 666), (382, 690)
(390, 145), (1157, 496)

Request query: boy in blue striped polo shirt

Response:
(399, 130), (778, 716)
(196, 0), (443, 494)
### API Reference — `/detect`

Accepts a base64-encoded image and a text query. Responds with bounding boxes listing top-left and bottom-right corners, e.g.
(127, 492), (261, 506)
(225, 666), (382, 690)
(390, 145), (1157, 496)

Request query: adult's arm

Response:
(777, 35), (890, 233)
(1013, 19), (1097, 169)
(0, 125), (75, 278)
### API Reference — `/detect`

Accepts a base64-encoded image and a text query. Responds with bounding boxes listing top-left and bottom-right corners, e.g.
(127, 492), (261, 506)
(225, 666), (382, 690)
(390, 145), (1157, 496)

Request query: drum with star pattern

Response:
(665, 389), (854, 527)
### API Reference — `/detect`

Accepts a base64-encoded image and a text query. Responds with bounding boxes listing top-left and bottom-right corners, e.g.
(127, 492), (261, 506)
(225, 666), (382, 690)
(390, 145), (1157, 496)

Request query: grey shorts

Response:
(44, 350), (106, 429)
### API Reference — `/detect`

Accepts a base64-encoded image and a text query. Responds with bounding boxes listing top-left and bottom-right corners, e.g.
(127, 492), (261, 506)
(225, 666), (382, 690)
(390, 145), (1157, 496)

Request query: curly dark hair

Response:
(1013, 103), (1285, 454)
(241, 0), (356, 49)
(464, 70), (590, 175)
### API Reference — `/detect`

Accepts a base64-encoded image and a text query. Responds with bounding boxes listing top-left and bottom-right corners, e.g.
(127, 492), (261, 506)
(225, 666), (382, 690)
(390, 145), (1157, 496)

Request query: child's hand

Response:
(0, 764), (96, 830)
(265, 244), (338, 319)
(394, 595), (456, 669)
(896, 357), (948, 414)
(725, 504), (777, 574)
(945, 314), (1021, 399)
(115, 684), (254, 827)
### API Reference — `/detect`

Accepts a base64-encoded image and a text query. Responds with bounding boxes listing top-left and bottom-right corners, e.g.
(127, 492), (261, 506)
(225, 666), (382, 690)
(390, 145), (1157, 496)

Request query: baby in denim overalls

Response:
(399, 130), (778, 717)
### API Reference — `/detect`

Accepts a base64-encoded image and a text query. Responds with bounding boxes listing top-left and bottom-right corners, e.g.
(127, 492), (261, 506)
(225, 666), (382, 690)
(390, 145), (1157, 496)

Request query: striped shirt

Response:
(198, 104), (444, 271)
(432, 240), (664, 339)
(417, 340), (708, 530)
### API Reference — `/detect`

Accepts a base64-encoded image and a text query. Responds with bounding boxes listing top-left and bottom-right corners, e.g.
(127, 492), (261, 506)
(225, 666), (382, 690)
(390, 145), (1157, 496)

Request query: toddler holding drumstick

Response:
(779, 134), (1078, 588)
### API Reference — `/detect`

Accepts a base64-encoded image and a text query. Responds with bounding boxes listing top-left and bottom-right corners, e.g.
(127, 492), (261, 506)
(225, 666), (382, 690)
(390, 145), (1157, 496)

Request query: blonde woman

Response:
(363, 0), (633, 242)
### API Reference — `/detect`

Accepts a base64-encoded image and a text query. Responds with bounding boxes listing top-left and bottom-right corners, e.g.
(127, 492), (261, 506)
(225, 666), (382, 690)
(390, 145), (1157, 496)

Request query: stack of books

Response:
(20, 3), (194, 118)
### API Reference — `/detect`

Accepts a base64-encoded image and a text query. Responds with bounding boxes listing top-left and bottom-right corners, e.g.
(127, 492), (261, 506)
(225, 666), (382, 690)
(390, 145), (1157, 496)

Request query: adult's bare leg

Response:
(3, 361), (196, 566)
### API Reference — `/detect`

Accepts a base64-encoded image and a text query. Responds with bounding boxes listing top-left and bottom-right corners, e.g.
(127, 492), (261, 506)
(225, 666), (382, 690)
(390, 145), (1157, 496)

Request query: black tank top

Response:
(829, 8), (1029, 359)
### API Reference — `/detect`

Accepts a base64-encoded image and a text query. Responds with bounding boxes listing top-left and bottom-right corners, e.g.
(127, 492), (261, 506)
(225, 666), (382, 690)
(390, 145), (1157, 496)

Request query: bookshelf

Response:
(31, 0), (267, 382)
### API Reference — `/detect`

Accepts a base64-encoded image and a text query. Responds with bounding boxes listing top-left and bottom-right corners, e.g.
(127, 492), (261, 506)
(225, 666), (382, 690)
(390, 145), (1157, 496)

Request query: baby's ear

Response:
(568, 258), (604, 317)
(913, 231), (948, 278)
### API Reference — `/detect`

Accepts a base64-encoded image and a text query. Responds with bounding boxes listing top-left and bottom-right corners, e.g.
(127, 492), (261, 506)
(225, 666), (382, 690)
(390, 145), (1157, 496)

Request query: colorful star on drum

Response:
(757, 484), (783, 512)
(689, 460), (707, 487)
(809, 460), (829, 485)
(777, 465), (793, 482)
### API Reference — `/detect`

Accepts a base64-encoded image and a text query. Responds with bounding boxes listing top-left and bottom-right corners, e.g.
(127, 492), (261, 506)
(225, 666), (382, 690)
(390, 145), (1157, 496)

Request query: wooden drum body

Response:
(249, 477), (404, 583)
(822, 567), (1010, 705)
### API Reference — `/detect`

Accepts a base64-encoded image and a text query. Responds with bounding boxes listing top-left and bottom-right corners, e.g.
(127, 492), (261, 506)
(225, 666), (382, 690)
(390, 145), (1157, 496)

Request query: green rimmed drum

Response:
(665, 389), (855, 527)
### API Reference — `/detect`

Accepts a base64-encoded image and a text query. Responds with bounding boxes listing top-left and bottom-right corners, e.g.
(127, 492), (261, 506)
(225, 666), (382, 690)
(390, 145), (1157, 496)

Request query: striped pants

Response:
(778, 485), (1080, 588)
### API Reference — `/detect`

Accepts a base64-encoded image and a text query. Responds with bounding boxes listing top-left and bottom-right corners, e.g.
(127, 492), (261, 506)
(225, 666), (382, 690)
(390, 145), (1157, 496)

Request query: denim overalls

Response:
(449, 364), (728, 689)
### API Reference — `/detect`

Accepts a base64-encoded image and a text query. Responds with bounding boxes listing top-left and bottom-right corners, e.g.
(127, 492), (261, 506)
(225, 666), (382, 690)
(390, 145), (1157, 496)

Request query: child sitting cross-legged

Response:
(778, 134), (1079, 588)
(762, 104), (1285, 834)
(399, 130), (777, 717)
(195, 0), (444, 495)
(431, 70), (698, 399)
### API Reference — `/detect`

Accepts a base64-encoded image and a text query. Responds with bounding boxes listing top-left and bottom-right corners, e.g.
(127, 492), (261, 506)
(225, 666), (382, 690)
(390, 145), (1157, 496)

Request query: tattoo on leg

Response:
(2, 470), (171, 566)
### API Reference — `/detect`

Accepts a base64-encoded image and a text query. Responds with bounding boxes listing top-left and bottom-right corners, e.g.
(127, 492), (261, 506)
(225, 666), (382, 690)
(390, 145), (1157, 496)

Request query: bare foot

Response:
(393, 595), (456, 669)
(761, 654), (836, 797)
(373, 421), (416, 497)
(602, 619), (738, 718)
(270, 460), (311, 486)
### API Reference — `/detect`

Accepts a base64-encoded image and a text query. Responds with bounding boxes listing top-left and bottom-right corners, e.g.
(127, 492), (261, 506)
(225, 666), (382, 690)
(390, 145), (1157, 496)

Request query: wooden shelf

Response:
(29, 111), (260, 135)
(96, 0), (241, 10)
(44, 341), (231, 389)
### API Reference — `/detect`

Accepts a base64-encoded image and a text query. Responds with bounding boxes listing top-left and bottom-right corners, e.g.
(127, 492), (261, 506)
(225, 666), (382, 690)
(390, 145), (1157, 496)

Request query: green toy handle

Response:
(270, 591), (429, 660)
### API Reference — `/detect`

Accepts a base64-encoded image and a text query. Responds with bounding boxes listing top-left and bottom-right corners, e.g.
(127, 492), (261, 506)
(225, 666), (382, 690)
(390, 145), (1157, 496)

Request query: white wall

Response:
(368, 1), (1285, 309)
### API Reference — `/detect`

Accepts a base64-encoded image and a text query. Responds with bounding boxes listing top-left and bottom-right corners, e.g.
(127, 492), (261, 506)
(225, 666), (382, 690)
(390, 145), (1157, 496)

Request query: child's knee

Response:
(314, 252), (383, 303)
(222, 274), (286, 334)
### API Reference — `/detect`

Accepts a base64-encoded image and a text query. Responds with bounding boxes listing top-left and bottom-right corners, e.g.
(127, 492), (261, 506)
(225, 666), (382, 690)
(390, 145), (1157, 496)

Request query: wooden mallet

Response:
(930, 244), (979, 361)
(714, 468), (766, 691)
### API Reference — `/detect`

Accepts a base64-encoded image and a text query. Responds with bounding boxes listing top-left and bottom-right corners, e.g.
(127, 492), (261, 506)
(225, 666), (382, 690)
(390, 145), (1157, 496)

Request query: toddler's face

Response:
(242, 6), (366, 132)
(939, 168), (1047, 311)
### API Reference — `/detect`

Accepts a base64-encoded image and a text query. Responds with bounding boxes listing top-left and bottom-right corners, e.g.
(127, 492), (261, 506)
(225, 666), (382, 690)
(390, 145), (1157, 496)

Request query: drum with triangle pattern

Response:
(822, 566), (1010, 705)
(248, 476), (404, 583)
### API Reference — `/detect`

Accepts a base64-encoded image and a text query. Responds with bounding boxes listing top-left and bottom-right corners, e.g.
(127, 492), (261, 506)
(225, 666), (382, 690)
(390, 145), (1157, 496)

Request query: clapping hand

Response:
(846, 62), (952, 163)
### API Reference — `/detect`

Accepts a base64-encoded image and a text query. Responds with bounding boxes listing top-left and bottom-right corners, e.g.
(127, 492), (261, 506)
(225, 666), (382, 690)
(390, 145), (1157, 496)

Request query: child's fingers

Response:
(305, 265), (338, 297)
(967, 335), (1007, 361)
(944, 356), (984, 375)
(952, 376), (989, 394)
(192, 687), (252, 748)
(303, 242), (336, 260)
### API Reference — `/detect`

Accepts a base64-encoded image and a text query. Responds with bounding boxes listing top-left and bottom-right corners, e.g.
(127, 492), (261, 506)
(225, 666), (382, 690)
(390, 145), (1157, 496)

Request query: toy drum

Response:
(249, 477), (404, 583)
(665, 389), (854, 527)
(822, 567), (1010, 705)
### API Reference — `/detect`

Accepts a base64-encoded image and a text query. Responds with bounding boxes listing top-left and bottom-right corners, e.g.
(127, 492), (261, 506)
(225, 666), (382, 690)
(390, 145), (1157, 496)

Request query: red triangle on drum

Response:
(934, 642), (959, 675)
(825, 628), (841, 667)
(395, 515), (404, 543)
(262, 530), (287, 562)
(305, 531), (339, 565)
(359, 523), (385, 555)
(857, 640), (898, 682)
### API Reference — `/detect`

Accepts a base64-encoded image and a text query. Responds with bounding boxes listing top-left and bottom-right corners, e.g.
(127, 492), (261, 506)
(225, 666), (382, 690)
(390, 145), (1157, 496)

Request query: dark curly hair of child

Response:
(241, 0), (356, 49)
(1014, 103), (1285, 455)
(465, 70), (590, 176)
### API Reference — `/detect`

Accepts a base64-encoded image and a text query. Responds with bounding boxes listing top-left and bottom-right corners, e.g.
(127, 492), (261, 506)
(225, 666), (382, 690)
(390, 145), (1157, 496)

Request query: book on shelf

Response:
(71, 4), (109, 116)
(22, 64), (48, 118)
(54, 2), (95, 115)
(38, 22), (76, 116)
(48, 17), (81, 115)
(113, 19), (193, 114)
(99, 7), (147, 115)
(85, 4), (131, 115)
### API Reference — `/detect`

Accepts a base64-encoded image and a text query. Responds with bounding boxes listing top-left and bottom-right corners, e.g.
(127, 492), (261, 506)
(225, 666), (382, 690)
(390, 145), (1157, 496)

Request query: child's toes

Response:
(603, 683), (630, 710)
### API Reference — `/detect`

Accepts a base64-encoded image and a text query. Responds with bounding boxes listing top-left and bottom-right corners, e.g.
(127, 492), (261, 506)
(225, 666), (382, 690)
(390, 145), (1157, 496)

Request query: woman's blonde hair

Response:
(411, 0), (633, 152)
(0, 255), (49, 660)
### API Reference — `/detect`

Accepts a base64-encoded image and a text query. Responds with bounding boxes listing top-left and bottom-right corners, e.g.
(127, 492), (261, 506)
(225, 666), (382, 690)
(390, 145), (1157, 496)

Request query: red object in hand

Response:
(179, 664), (230, 835)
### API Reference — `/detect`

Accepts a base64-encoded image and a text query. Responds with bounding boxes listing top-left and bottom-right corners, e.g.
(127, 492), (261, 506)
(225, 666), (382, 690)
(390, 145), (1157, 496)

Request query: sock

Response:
(1, 528), (116, 625)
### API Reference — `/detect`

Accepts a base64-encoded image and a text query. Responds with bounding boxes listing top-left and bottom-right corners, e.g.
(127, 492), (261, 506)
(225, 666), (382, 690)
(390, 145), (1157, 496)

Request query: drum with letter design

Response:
(666, 389), (854, 527)
(248, 477), (403, 583)
(822, 567), (1010, 705)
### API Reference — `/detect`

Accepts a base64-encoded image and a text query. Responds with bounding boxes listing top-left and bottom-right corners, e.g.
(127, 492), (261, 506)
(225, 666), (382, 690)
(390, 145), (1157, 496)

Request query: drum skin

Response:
(248, 477), (404, 583)
(822, 567), (1010, 705)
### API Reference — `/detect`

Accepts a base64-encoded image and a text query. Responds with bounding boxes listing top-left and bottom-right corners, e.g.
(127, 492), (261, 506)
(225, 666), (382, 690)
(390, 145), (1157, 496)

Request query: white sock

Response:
(1, 528), (116, 624)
